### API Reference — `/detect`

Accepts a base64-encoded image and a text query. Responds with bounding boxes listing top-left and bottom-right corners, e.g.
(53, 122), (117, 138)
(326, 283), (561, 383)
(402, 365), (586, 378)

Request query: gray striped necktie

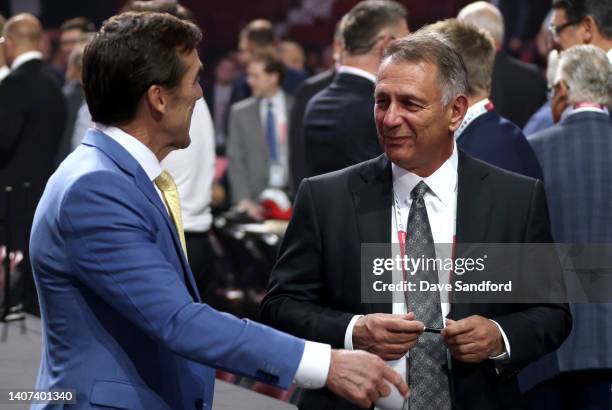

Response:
(404, 181), (451, 410)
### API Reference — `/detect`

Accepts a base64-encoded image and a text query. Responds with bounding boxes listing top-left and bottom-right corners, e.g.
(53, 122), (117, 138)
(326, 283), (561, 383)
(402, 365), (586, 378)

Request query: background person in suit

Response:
(0, 13), (67, 314)
(525, 45), (612, 410)
(424, 19), (543, 179)
(288, 21), (343, 195)
(303, 0), (408, 178)
(458, 1), (548, 128)
(549, 0), (612, 61)
(30, 12), (408, 410)
(261, 33), (571, 410)
(227, 51), (293, 220)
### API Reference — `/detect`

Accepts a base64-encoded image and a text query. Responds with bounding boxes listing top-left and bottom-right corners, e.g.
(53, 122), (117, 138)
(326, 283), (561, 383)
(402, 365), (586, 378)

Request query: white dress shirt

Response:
(10, 51), (43, 71)
(93, 124), (332, 389)
(454, 98), (492, 140)
(342, 145), (511, 409)
(337, 65), (376, 83)
(0, 65), (9, 83)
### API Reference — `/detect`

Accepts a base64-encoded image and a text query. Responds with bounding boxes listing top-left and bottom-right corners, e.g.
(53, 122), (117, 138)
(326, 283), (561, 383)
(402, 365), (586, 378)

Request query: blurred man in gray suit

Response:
(527, 45), (612, 409)
(227, 51), (292, 220)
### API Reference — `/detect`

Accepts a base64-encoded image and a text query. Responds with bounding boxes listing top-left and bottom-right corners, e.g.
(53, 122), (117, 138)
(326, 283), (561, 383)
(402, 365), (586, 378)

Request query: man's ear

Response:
(145, 84), (167, 117)
(448, 94), (468, 133)
(581, 15), (596, 43)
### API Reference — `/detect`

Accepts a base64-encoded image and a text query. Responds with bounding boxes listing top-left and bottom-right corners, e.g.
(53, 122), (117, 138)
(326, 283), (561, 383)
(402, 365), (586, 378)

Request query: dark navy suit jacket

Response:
(456, 110), (543, 180)
(303, 72), (382, 177)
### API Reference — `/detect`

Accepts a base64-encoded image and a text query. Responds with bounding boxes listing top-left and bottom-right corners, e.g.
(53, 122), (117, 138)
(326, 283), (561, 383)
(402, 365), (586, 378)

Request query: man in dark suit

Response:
(0, 13), (67, 313)
(288, 22), (343, 193)
(261, 33), (571, 410)
(303, 0), (408, 177)
(525, 45), (612, 410)
(425, 19), (543, 180)
(458, 1), (547, 128)
(30, 12), (408, 410)
(288, 68), (334, 192)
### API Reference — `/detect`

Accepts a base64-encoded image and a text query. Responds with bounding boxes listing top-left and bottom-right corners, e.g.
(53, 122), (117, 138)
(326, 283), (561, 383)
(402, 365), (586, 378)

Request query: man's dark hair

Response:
(60, 17), (96, 33)
(240, 19), (275, 47)
(341, 0), (408, 55)
(553, 0), (612, 38)
(249, 51), (285, 85)
(121, 0), (194, 21)
(82, 11), (202, 125)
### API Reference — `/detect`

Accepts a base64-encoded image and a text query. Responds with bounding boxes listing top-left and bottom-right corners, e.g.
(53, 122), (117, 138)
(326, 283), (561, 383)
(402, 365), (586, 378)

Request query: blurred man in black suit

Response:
(303, 0), (408, 177)
(0, 13), (67, 313)
(288, 21), (343, 194)
(459, 1), (548, 128)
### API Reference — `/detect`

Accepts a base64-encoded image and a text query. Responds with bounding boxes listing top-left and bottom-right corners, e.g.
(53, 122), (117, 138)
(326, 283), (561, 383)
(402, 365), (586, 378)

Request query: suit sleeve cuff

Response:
(489, 319), (511, 361)
(344, 315), (363, 350)
(293, 341), (331, 389)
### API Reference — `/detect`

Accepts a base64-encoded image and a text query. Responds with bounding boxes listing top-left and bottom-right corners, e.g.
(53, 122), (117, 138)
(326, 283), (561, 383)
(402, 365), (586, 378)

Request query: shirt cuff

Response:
(293, 340), (331, 389)
(344, 315), (363, 350)
(489, 319), (511, 361)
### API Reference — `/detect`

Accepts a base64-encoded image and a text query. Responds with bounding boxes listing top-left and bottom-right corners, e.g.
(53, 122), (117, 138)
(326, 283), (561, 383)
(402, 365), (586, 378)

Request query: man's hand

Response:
(352, 312), (424, 360)
(442, 315), (504, 363)
(326, 349), (409, 408)
(237, 199), (265, 221)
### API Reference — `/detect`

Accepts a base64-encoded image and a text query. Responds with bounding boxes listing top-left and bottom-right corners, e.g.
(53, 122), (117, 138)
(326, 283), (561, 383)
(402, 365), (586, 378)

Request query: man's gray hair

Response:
(457, 1), (504, 46)
(381, 31), (468, 106)
(556, 45), (612, 107)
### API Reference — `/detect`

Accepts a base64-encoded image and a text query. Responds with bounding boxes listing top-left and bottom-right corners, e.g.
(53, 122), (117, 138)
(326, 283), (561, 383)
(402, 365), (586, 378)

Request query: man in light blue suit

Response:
(29, 12), (408, 410)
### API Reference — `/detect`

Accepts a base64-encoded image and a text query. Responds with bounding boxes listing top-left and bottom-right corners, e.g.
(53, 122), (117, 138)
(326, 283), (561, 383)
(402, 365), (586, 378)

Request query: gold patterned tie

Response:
(154, 171), (188, 259)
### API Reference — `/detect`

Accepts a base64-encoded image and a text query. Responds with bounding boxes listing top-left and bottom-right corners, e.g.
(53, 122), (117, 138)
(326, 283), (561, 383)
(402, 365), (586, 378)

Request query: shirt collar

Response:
(262, 90), (285, 108)
(561, 104), (610, 122)
(454, 98), (492, 140)
(94, 124), (162, 181)
(11, 51), (43, 71)
(391, 142), (458, 207)
(607, 48), (612, 63)
(338, 65), (376, 84)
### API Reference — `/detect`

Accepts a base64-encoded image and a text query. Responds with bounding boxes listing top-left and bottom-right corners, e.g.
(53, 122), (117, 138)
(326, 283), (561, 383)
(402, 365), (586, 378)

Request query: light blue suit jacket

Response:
(29, 129), (304, 409)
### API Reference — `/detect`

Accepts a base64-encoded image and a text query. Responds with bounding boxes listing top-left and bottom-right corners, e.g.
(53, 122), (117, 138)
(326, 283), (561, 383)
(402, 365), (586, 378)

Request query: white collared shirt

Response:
(607, 48), (611, 63)
(342, 145), (510, 409)
(560, 104), (610, 122)
(0, 65), (9, 83)
(92, 124), (331, 389)
(10, 51), (43, 71)
(454, 98), (492, 140)
(337, 65), (377, 84)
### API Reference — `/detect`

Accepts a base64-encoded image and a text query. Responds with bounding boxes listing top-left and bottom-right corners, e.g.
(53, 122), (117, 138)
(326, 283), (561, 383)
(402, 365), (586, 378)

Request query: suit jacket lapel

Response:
(451, 151), (492, 318)
(350, 155), (393, 314)
(82, 130), (201, 302)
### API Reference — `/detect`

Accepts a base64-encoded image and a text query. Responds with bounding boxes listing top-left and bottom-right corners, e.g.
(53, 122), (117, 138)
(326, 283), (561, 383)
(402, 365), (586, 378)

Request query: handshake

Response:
(322, 312), (504, 408)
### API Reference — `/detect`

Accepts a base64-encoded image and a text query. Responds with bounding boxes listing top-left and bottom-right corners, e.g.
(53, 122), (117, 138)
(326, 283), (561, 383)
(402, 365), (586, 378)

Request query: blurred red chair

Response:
(215, 370), (237, 383)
